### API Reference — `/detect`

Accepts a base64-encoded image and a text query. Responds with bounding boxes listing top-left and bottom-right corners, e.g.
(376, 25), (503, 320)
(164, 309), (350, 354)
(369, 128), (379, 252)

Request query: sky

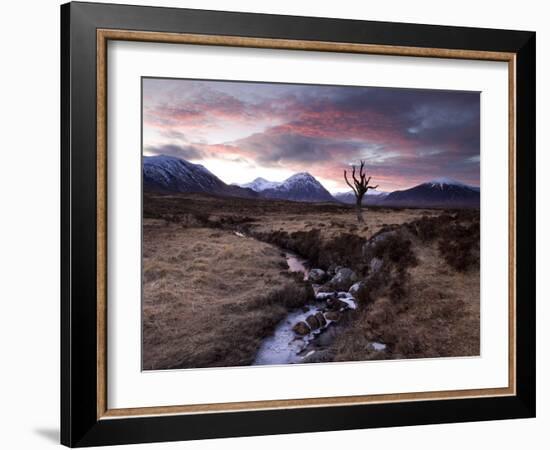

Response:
(142, 78), (480, 192)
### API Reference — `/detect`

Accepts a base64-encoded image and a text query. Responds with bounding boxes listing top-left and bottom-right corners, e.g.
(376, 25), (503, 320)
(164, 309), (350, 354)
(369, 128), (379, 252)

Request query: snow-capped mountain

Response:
(143, 155), (257, 198)
(425, 177), (469, 189)
(383, 178), (479, 207)
(238, 177), (282, 192)
(143, 156), (478, 208)
(333, 190), (388, 205)
(143, 156), (333, 202)
(261, 172), (336, 202)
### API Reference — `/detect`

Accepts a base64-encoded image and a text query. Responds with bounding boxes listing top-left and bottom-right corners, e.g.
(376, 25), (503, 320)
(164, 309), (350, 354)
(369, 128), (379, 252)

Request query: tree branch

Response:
(351, 165), (361, 186)
(344, 162), (379, 218)
(344, 170), (358, 195)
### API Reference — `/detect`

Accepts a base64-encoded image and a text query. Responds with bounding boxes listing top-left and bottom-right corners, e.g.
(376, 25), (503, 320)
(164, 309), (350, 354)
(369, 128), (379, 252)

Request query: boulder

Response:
(362, 230), (397, 259)
(327, 264), (343, 276)
(315, 291), (336, 301)
(308, 268), (327, 283)
(324, 311), (342, 322)
(329, 268), (358, 291)
(316, 326), (341, 347)
(348, 281), (366, 296)
(370, 257), (383, 273)
(326, 297), (349, 311)
(315, 312), (327, 327)
(306, 314), (321, 330)
(293, 321), (310, 335)
(316, 284), (335, 293)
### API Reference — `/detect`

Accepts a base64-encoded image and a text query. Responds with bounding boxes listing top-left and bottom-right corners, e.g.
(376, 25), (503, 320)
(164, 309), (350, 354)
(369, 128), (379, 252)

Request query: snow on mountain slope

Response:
(143, 156), (478, 208)
(384, 179), (479, 207)
(425, 177), (469, 189)
(143, 155), (257, 198)
(239, 177), (282, 192)
(261, 172), (336, 202)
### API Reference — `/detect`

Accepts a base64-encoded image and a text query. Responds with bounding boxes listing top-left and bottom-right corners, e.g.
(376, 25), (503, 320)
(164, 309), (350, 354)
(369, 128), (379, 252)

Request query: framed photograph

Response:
(61, 1), (536, 447)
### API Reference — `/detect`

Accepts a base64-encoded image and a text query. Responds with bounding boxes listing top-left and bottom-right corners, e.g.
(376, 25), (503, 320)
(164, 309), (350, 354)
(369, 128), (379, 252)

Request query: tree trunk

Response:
(355, 196), (364, 223)
(343, 161), (377, 224)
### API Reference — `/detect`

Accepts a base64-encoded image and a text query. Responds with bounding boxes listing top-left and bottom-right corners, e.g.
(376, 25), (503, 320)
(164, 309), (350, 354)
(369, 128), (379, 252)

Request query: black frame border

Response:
(61, 2), (536, 447)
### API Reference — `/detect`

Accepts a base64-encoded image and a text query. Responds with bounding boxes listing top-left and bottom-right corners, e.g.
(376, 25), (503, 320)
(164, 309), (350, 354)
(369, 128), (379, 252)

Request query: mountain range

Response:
(143, 155), (479, 208)
(143, 155), (258, 198)
(239, 177), (282, 192)
(382, 177), (480, 207)
(242, 173), (335, 202)
(333, 190), (389, 205)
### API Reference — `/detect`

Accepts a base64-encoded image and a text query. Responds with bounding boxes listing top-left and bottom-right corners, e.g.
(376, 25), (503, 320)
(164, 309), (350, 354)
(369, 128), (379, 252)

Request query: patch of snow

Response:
(367, 190), (388, 197)
(337, 292), (357, 310)
(259, 171), (335, 202)
(371, 342), (386, 351)
(239, 177), (282, 192)
(425, 177), (468, 189)
(279, 172), (320, 190)
(143, 155), (223, 191)
(316, 292), (336, 301)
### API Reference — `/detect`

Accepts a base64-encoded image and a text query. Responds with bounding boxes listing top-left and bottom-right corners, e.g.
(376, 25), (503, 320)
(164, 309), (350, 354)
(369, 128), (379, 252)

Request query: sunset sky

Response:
(142, 78), (480, 192)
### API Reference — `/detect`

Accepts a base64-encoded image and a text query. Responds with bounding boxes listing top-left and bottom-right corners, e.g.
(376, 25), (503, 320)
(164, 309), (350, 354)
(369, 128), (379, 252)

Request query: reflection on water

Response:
(285, 252), (309, 280)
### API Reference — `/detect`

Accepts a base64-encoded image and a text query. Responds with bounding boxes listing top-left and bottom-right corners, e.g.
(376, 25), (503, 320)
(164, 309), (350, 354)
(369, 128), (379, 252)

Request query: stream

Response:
(233, 231), (385, 366)
(253, 252), (361, 366)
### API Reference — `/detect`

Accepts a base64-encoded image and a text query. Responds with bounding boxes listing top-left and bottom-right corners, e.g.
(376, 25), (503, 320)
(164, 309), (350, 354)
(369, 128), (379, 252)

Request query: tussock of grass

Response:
(406, 211), (480, 271)
(332, 236), (480, 360)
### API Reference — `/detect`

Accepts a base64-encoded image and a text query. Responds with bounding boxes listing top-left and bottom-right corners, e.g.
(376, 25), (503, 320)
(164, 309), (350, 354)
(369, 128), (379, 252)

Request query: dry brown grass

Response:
(144, 192), (435, 241)
(142, 223), (313, 370)
(331, 237), (480, 361)
(143, 192), (435, 277)
(143, 192), (479, 367)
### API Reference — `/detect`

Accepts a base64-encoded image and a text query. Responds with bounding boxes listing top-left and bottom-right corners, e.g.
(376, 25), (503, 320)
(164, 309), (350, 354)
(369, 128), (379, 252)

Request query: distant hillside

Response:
(238, 177), (282, 192)
(143, 156), (479, 207)
(333, 190), (389, 205)
(260, 172), (336, 202)
(143, 155), (258, 198)
(383, 178), (479, 208)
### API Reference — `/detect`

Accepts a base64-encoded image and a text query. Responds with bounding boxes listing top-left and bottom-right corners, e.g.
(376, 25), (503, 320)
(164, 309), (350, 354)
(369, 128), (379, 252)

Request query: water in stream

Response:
(285, 252), (310, 279)
(253, 305), (321, 365)
(253, 252), (362, 366)
(231, 233), (385, 365)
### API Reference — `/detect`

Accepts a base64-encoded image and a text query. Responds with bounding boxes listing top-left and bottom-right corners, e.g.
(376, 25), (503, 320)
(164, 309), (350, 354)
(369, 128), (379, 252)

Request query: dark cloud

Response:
(233, 130), (369, 167)
(284, 86), (480, 155)
(145, 144), (204, 160)
(143, 79), (480, 189)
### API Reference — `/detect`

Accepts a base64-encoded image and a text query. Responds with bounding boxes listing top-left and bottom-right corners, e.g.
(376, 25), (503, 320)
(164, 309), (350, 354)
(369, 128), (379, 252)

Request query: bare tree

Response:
(344, 161), (378, 223)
